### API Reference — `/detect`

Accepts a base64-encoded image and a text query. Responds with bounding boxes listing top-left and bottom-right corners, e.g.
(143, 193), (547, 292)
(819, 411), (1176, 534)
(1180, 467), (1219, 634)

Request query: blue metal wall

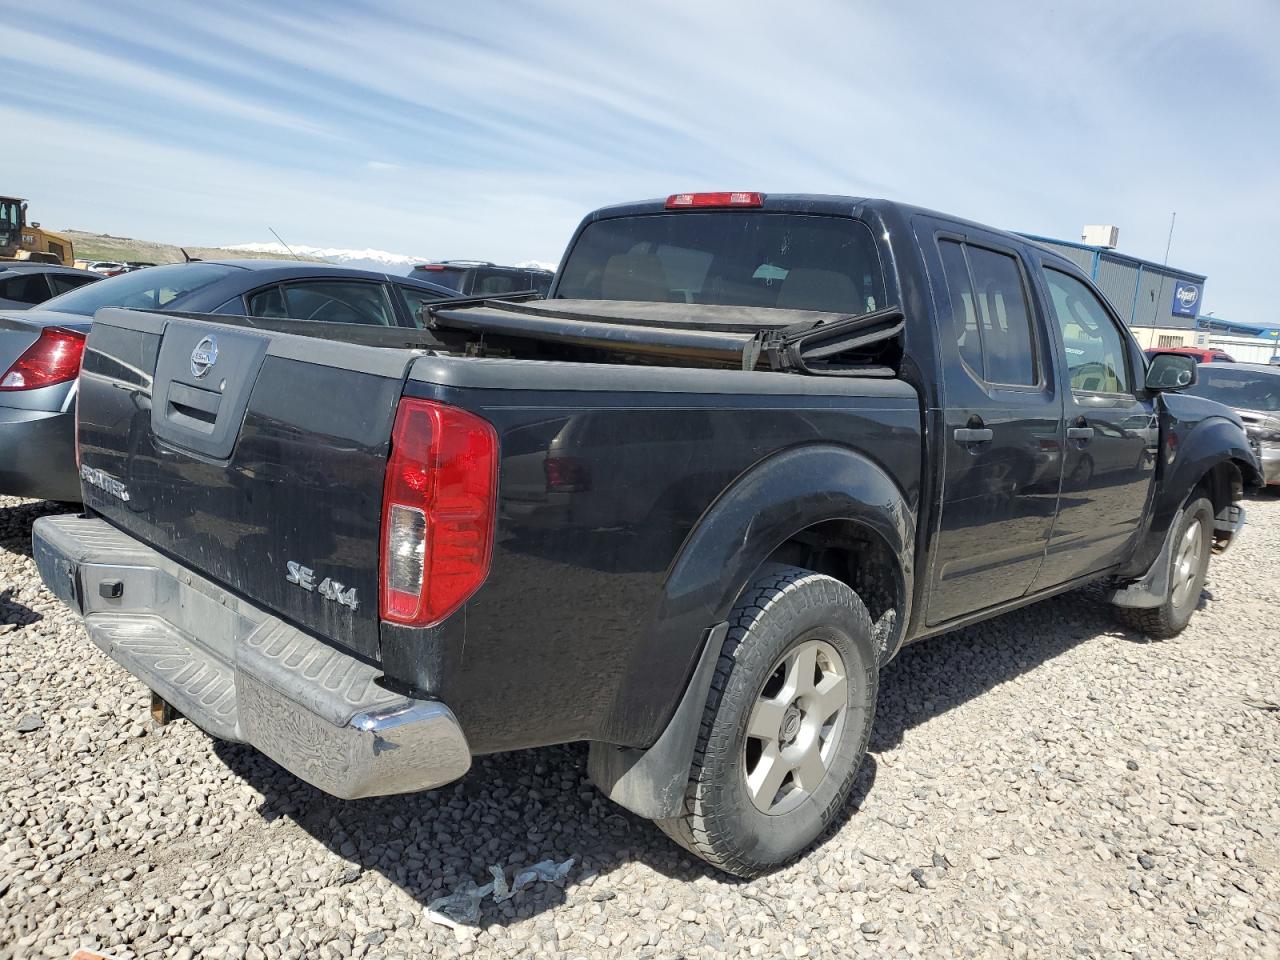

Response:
(1023, 236), (1206, 331)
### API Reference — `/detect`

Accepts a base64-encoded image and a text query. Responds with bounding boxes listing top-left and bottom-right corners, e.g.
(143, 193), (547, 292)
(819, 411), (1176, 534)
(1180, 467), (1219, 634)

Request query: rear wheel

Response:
(1114, 494), (1214, 639)
(656, 564), (877, 877)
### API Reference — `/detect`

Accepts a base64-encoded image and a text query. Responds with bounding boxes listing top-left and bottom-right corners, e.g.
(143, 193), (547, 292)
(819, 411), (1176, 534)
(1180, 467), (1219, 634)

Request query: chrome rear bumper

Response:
(32, 514), (470, 799)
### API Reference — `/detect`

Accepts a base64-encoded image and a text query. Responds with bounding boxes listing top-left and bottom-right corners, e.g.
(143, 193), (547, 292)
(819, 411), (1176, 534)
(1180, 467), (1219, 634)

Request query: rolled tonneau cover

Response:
(429, 298), (905, 375)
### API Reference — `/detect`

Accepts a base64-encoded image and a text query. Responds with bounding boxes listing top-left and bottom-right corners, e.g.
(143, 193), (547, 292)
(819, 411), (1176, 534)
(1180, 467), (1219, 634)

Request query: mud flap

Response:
(587, 622), (727, 819)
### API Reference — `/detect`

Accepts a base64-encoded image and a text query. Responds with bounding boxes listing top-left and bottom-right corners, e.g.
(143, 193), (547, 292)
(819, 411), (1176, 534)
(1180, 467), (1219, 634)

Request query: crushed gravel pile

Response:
(2, 493), (1278, 959)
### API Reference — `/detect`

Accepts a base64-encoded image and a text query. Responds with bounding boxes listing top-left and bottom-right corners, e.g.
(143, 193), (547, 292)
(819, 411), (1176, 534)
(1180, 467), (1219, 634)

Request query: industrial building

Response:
(1021, 229), (1213, 351)
(1022, 227), (1276, 362)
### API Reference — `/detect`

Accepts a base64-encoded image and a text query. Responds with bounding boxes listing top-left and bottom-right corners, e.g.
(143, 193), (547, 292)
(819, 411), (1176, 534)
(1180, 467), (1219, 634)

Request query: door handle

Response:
(954, 427), (993, 443)
(1066, 425), (1095, 441)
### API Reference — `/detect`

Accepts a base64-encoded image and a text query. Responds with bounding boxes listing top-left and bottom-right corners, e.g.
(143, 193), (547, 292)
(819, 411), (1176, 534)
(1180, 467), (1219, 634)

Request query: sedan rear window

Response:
(38, 262), (237, 316)
(555, 212), (886, 314)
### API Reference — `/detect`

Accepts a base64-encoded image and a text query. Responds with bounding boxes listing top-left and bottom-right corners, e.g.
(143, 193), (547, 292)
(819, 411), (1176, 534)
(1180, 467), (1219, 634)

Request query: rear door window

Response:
(47, 273), (98, 295)
(0, 272), (52, 304)
(397, 284), (447, 327)
(247, 280), (396, 325)
(937, 239), (1038, 386)
(246, 285), (287, 318)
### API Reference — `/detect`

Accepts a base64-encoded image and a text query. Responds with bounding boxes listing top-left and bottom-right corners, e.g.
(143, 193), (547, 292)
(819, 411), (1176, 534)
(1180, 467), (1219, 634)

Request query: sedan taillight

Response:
(0, 327), (87, 391)
(380, 398), (499, 627)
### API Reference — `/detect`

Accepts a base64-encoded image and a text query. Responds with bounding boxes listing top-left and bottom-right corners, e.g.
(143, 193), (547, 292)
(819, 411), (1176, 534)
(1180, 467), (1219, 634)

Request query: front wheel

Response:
(656, 564), (878, 877)
(1114, 494), (1214, 639)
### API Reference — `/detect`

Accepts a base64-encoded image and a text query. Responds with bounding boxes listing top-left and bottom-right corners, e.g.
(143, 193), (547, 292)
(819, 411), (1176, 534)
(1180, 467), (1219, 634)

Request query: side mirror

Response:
(1145, 353), (1198, 392)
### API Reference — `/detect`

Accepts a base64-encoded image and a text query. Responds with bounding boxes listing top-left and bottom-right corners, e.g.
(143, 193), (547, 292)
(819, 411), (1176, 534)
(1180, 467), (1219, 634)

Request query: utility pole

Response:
(1153, 212), (1187, 344)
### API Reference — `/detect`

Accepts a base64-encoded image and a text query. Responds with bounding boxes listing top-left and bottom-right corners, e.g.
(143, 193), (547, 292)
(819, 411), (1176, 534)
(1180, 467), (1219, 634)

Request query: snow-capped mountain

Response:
(227, 242), (556, 276)
(225, 242), (428, 275)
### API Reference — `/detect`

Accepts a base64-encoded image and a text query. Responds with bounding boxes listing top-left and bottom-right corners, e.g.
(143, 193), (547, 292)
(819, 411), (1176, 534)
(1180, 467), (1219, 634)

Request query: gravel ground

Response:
(2, 493), (1279, 959)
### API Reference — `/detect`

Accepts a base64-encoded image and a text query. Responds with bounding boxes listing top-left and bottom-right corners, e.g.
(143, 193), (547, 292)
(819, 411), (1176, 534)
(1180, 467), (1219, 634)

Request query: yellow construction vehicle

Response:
(0, 195), (74, 265)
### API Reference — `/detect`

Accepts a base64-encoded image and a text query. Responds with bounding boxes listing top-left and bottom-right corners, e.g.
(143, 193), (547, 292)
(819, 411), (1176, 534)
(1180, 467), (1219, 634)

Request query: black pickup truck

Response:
(34, 193), (1259, 877)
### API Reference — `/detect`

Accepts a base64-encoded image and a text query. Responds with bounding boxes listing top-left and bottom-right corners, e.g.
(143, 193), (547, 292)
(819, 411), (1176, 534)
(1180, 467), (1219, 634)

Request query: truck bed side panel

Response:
(386, 357), (922, 753)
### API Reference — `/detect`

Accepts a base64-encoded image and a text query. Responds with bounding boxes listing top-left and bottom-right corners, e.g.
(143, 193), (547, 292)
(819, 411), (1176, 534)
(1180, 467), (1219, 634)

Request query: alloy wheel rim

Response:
(1170, 517), (1204, 609)
(743, 638), (848, 815)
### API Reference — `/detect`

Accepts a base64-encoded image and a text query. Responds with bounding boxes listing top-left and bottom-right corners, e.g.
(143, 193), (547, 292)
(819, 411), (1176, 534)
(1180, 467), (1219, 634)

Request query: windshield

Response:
(555, 212), (886, 314)
(36, 262), (237, 316)
(1186, 367), (1280, 412)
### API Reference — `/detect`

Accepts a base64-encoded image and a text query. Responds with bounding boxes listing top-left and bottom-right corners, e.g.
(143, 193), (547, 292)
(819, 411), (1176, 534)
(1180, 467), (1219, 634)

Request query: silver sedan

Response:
(1184, 362), (1280, 486)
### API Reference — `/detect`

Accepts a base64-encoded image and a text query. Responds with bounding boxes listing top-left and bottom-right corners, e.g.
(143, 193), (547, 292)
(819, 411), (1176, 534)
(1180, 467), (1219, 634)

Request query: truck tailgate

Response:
(76, 308), (420, 660)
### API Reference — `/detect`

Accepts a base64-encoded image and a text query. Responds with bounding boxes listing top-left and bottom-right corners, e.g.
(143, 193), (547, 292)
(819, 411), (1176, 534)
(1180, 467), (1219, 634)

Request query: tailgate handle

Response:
(150, 320), (268, 460)
(167, 381), (222, 431)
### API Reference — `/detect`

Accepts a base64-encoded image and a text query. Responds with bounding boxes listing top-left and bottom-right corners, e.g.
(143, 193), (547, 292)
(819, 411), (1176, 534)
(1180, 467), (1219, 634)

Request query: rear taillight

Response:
(0, 327), (87, 391)
(380, 398), (499, 627)
(666, 192), (763, 209)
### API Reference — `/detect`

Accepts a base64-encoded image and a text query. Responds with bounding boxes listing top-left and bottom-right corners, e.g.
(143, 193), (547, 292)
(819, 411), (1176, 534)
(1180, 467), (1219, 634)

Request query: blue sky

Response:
(4, 0), (1277, 321)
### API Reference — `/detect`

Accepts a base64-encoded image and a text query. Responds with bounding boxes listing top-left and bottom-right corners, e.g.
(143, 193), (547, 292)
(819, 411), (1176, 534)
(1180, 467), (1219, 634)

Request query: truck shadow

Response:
(0, 587), (43, 628)
(0, 498), (73, 560)
(869, 585), (1127, 752)
(208, 582), (1165, 926)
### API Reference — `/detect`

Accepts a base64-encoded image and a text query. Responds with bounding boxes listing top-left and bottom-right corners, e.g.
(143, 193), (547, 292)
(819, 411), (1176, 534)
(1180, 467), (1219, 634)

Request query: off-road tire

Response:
(1114, 494), (1214, 639)
(656, 564), (878, 877)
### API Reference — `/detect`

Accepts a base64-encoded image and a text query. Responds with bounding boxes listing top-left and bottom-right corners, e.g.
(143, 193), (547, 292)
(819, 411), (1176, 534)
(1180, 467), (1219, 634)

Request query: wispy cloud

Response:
(4, 0), (1277, 319)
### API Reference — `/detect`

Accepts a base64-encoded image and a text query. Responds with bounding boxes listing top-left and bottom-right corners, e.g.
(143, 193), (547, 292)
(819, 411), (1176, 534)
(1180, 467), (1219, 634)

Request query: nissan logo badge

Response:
(190, 335), (219, 378)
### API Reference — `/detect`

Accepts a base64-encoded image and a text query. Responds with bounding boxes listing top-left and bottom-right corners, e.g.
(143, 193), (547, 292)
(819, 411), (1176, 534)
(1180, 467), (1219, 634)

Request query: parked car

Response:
(35, 194), (1258, 878)
(0, 260), (457, 501)
(0, 263), (99, 310)
(1182, 362), (1280, 486)
(412, 260), (554, 297)
(1145, 346), (1235, 364)
(82, 261), (129, 277)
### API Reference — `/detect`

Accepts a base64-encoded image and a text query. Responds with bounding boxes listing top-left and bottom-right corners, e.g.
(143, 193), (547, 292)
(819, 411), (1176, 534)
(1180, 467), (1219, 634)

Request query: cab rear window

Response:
(555, 212), (885, 314)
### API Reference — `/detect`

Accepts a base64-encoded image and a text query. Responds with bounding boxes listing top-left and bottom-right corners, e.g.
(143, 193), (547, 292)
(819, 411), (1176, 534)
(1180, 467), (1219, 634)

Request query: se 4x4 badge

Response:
(285, 560), (359, 611)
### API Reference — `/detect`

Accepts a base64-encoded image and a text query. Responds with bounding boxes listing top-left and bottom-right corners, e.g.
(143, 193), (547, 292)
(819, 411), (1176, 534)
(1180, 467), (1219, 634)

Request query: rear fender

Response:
(590, 443), (913, 817)
(652, 443), (913, 680)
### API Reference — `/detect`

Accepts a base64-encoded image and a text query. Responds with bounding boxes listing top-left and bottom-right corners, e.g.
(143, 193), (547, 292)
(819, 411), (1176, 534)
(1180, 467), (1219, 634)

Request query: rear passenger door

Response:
(1029, 265), (1156, 587)
(920, 224), (1065, 626)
